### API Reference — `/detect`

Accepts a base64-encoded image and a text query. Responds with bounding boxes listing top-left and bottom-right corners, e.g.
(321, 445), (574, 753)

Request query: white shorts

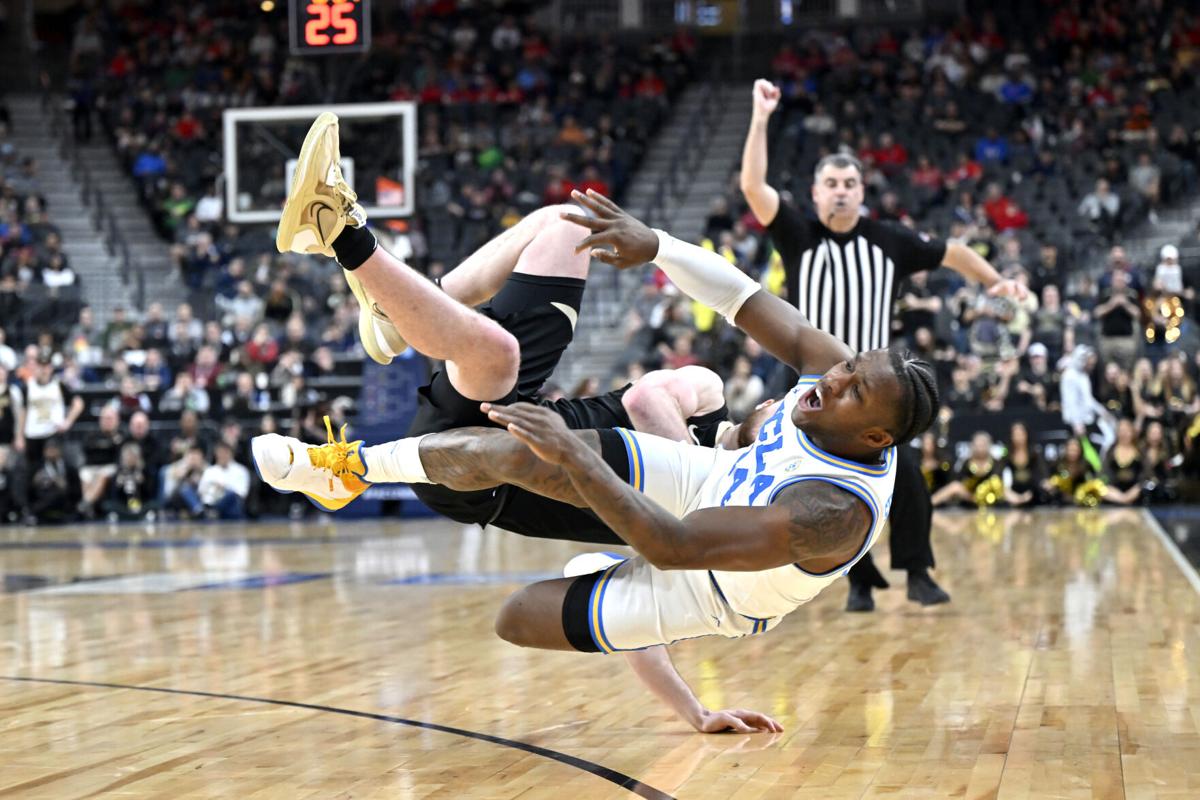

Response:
(612, 428), (738, 516)
(564, 430), (780, 652)
(564, 555), (781, 652)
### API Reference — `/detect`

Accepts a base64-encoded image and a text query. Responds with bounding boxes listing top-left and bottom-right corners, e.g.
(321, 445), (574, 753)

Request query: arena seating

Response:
(4, 1), (1200, 524)
(0, 1), (700, 524)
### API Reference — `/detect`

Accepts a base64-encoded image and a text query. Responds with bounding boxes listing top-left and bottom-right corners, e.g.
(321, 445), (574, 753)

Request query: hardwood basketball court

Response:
(1, 508), (1197, 798)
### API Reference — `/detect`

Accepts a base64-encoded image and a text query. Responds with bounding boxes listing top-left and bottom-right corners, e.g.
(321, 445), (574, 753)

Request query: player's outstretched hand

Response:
(482, 402), (576, 466)
(692, 707), (784, 734)
(559, 189), (660, 269)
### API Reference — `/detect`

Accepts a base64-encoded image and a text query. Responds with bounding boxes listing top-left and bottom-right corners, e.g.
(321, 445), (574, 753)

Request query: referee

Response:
(740, 79), (1025, 612)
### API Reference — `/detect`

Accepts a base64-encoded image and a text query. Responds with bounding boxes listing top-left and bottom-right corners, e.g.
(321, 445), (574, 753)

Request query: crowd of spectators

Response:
(760, 1), (1200, 250)
(0, 98), (82, 350)
(71, 0), (694, 271)
(0, 1), (702, 526)
(0, 88), (377, 525)
(603, 2), (1200, 507)
(0, 285), (370, 525)
(6, 2), (1200, 525)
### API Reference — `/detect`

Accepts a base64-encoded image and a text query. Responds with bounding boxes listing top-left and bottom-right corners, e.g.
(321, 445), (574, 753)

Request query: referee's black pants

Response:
(849, 445), (934, 586)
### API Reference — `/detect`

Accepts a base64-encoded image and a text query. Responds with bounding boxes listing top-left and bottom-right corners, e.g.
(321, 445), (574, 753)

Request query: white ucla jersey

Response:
(700, 375), (897, 620)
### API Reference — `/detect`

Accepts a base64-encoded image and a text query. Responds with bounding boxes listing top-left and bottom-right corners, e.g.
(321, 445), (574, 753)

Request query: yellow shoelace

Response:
(308, 416), (360, 478)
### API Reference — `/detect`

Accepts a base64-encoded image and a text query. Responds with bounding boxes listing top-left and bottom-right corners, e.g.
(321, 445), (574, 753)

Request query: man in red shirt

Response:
(870, 133), (908, 176)
(948, 152), (983, 183)
(982, 182), (1029, 232)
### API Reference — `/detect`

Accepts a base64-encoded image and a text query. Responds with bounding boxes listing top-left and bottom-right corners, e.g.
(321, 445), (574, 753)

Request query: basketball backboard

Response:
(222, 102), (417, 224)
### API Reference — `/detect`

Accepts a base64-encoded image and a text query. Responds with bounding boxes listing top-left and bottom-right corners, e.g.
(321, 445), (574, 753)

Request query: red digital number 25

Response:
(306, 2), (358, 47)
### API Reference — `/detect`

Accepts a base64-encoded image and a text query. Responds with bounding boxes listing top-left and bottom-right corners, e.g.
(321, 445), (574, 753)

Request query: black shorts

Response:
(406, 272), (728, 542)
(484, 405), (729, 543)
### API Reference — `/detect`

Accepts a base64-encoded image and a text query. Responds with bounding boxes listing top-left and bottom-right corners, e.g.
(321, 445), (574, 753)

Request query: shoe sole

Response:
(276, 111), (340, 256)
(343, 269), (408, 366)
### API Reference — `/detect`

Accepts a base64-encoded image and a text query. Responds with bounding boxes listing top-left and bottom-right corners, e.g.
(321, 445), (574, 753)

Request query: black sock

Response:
(331, 224), (378, 270)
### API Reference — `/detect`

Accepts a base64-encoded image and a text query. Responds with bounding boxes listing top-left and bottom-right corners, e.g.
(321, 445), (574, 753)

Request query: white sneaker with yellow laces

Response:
(251, 416), (370, 511)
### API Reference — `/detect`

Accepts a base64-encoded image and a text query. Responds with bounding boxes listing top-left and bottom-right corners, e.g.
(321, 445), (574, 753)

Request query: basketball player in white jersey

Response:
(259, 114), (784, 732)
(256, 184), (938, 730)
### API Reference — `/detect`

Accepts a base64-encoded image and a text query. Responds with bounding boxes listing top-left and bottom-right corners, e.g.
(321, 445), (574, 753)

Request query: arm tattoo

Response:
(419, 426), (603, 507)
(778, 481), (872, 565)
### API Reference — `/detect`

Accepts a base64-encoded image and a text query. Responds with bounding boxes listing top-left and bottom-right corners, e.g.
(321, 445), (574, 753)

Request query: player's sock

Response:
(332, 224), (378, 271)
(360, 436), (430, 483)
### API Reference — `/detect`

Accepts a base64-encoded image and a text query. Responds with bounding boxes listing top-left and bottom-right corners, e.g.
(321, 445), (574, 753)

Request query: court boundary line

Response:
(0, 675), (676, 800)
(1142, 509), (1200, 595)
(0, 533), (383, 550)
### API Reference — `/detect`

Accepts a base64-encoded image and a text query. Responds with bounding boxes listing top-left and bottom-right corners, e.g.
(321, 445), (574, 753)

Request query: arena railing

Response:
(641, 77), (722, 232)
(45, 97), (146, 311)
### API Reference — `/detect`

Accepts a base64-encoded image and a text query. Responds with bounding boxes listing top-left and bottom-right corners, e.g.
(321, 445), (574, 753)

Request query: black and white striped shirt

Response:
(768, 203), (947, 353)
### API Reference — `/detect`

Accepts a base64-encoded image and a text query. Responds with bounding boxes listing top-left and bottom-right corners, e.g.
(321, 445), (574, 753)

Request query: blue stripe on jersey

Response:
(584, 573), (605, 652)
(589, 563), (621, 653)
(707, 570), (726, 601)
(796, 429), (894, 476)
(767, 475), (882, 578)
(708, 571), (771, 633)
(628, 431), (646, 492)
(615, 428), (643, 492)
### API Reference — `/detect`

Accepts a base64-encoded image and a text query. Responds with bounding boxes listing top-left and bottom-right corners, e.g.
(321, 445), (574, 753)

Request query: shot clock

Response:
(289, 0), (371, 55)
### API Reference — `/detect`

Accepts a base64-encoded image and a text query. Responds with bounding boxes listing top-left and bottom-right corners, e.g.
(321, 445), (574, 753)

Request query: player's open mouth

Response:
(800, 385), (823, 410)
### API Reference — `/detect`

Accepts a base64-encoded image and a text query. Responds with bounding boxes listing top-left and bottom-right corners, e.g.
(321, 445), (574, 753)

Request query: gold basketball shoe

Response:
(276, 113), (407, 364)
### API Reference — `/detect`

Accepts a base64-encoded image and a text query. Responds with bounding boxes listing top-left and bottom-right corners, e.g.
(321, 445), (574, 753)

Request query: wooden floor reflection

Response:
(0, 509), (1197, 799)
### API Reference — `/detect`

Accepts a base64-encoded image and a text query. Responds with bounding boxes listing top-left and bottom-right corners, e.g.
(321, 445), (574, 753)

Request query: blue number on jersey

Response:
(719, 467), (749, 506)
(722, 404), (788, 507)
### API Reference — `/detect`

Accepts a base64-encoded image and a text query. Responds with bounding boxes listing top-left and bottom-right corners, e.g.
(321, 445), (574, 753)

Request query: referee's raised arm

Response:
(740, 80), (782, 227)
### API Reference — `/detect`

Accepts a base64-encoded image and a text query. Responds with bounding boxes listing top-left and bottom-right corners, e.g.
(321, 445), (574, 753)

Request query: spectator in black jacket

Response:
(29, 438), (81, 524)
(105, 442), (154, 521)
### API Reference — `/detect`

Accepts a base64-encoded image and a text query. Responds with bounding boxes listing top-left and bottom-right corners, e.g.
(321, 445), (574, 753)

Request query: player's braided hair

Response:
(887, 350), (940, 446)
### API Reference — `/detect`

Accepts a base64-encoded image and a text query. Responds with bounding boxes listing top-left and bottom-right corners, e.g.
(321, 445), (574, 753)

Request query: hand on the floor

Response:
(482, 402), (575, 466)
(691, 708), (784, 734)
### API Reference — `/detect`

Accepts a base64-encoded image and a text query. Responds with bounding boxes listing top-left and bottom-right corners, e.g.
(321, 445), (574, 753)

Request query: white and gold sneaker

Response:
(252, 416), (370, 511)
(343, 268), (408, 365)
(275, 113), (407, 364)
(275, 112), (367, 258)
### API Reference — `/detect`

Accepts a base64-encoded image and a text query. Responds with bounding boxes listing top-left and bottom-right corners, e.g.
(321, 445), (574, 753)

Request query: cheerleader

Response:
(1102, 418), (1143, 505)
(1142, 420), (1176, 502)
(1001, 422), (1044, 506)
(933, 432), (1001, 507)
(919, 431), (953, 495)
(1042, 437), (1097, 505)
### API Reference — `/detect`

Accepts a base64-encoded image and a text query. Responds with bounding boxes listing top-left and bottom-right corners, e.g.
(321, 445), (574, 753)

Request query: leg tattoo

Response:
(418, 427), (602, 506)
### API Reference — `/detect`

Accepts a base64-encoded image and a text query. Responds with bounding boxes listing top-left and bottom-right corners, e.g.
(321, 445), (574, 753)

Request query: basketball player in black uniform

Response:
(267, 113), (732, 540)
(740, 79), (1025, 611)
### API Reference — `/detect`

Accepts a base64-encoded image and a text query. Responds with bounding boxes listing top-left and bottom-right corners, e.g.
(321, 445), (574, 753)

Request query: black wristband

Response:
(331, 224), (378, 270)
